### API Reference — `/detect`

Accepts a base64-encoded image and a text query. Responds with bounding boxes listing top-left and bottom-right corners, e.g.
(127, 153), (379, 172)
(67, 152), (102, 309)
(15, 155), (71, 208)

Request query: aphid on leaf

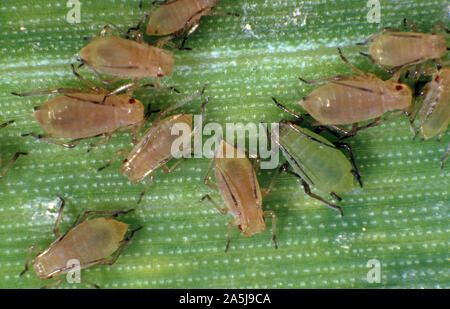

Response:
(19, 196), (141, 289)
(357, 19), (449, 73)
(135, 0), (239, 49)
(0, 120), (27, 178)
(11, 65), (156, 150)
(298, 48), (413, 137)
(98, 85), (209, 204)
(200, 140), (280, 252)
(266, 97), (363, 216)
(79, 25), (174, 88)
(409, 66), (450, 168)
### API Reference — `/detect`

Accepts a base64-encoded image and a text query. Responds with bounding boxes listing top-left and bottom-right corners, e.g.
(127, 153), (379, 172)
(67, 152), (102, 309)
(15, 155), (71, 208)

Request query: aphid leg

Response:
(86, 133), (112, 153)
(330, 192), (342, 201)
(203, 158), (218, 190)
(272, 97), (304, 122)
(200, 194), (228, 214)
(179, 22), (201, 50)
(225, 218), (238, 252)
(337, 47), (369, 77)
(97, 226), (142, 267)
(301, 180), (344, 216)
(77, 209), (135, 225)
(0, 120), (14, 130)
(137, 174), (155, 205)
(101, 82), (137, 104)
(299, 75), (347, 85)
(150, 84), (207, 130)
(161, 158), (186, 173)
(40, 277), (63, 289)
(53, 196), (66, 238)
(263, 210), (278, 249)
(406, 100), (422, 140)
(78, 59), (119, 86)
(403, 18), (418, 32)
(432, 24), (450, 34)
(440, 144), (449, 169)
(0, 152), (27, 178)
(284, 166), (344, 216)
(97, 149), (129, 172)
(21, 133), (84, 148)
(261, 162), (289, 198)
(359, 52), (395, 74)
(348, 111), (404, 136)
(355, 27), (396, 45)
(19, 244), (41, 277)
(70, 63), (103, 93)
(313, 125), (344, 139)
(333, 142), (363, 187)
(208, 10), (241, 18)
(11, 88), (83, 97)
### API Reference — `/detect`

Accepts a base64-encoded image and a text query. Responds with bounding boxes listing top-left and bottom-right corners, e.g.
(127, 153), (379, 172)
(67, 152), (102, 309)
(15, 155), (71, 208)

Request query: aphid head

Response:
(390, 83), (413, 110)
(238, 216), (266, 237)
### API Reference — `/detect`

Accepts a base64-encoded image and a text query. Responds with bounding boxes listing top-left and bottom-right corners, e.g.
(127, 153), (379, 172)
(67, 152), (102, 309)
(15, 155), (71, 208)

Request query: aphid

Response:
(200, 140), (279, 252)
(409, 66), (450, 168)
(0, 120), (27, 178)
(136, 0), (238, 49)
(19, 196), (141, 289)
(298, 48), (413, 137)
(357, 20), (449, 72)
(12, 65), (150, 150)
(98, 85), (208, 204)
(268, 97), (363, 216)
(78, 25), (174, 87)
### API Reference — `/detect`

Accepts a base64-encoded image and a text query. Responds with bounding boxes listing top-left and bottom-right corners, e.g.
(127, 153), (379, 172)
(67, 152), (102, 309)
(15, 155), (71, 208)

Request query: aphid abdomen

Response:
(301, 79), (411, 125)
(121, 114), (193, 183)
(214, 141), (265, 236)
(147, 0), (217, 36)
(419, 68), (450, 139)
(370, 33), (446, 67)
(34, 94), (143, 139)
(34, 217), (128, 278)
(277, 123), (354, 194)
(79, 37), (174, 78)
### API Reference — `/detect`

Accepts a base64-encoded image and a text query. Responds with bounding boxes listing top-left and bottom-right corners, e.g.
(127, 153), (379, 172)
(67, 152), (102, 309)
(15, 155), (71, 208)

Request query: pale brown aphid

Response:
(11, 65), (149, 150)
(79, 25), (174, 87)
(136, 0), (238, 49)
(201, 140), (281, 252)
(409, 66), (450, 168)
(299, 48), (413, 137)
(357, 20), (448, 72)
(20, 196), (141, 289)
(0, 120), (27, 178)
(98, 85), (208, 204)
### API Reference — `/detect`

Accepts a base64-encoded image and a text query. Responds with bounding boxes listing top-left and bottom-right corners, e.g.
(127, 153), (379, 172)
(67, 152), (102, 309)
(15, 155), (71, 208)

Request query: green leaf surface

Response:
(0, 0), (448, 289)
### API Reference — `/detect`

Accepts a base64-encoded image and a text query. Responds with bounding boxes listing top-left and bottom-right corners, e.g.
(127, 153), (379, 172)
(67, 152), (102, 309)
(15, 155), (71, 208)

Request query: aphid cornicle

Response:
(136, 0), (238, 49)
(19, 196), (141, 289)
(268, 98), (363, 216)
(98, 85), (209, 204)
(78, 25), (174, 87)
(11, 65), (149, 150)
(0, 120), (27, 178)
(298, 48), (413, 137)
(357, 20), (449, 72)
(410, 66), (450, 168)
(200, 140), (279, 252)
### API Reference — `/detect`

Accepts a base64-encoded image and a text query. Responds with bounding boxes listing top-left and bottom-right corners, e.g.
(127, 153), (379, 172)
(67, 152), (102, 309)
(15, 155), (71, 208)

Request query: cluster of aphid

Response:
(0, 0), (448, 288)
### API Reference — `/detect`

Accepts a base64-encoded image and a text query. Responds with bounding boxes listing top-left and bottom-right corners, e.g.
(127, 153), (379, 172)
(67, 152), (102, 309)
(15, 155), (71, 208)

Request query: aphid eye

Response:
(157, 73), (164, 78)
(238, 225), (243, 231)
(435, 76), (440, 83)
(129, 99), (136, 104)
(123, 158), (128, 164)
(395, 85), (403, 91)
